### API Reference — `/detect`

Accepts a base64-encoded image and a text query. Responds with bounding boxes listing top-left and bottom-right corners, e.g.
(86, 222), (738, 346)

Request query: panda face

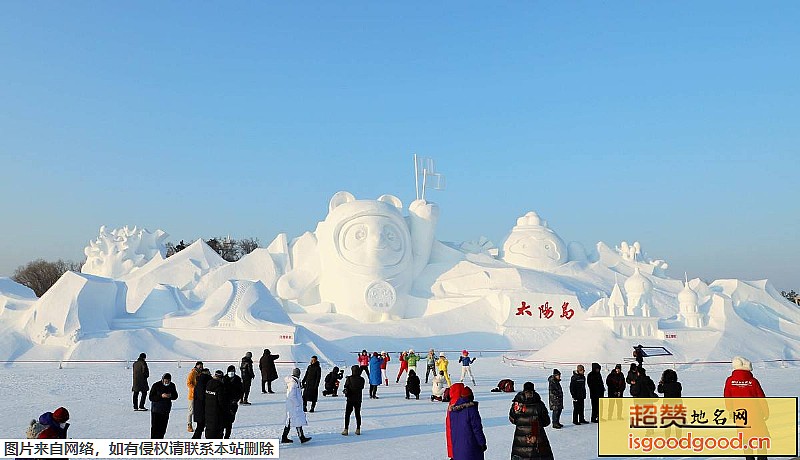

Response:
(338, 215), (406, 267)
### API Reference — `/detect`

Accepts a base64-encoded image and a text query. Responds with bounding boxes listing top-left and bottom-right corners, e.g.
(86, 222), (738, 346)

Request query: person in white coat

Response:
(281, 368), (311, 444)
(430, 370), (448, 401)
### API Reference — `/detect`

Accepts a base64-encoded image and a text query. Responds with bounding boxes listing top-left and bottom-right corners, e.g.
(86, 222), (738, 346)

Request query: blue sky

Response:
(1, 2), (797, 290)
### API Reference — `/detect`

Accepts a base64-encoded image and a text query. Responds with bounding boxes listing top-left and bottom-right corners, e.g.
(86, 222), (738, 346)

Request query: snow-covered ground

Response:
(2, 357), (798, 459)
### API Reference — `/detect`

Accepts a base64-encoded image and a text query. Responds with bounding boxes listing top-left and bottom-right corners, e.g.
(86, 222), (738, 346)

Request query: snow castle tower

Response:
(624, 267), (653, 317)
(678, 280), (705, 328)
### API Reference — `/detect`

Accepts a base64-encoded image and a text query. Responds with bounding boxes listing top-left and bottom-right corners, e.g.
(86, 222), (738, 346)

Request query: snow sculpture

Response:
(624, 267), (653, 317)
(82, 226), (167, 279)
(616, 241), (669, 277)
(276, 191), (439, 322)
(608, 281), (626, 317)
(678, 281), (704, 328)
(500, 212), (567, 271)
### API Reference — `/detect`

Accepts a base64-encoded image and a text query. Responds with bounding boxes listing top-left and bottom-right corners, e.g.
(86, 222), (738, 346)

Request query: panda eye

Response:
(545, 244), (550, 250)
(355, 228), (366, 240)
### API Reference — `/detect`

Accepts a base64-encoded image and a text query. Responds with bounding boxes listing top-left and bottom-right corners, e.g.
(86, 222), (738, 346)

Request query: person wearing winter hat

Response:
(191, 368), (212, 439)
(223, 365), (243, 439)
(240, 352), (255, 405)
(510, 382), (553, 459)
(395, 350), (409, 383)
(186, 361), (203, 432)
(724, 357), (768, 460)
(342, 365), (365, 436)
(149, 373), (178, 439)
(260, 349), (280, 394)
(458, 350), (477, 386)
(606, 364), (626, 421)
(132, 352), (149, 411)
(36, 407), (70, 439)
(447, 383), (487, 460)
(425, 349), (437, 383)
(548, 369), (564, 429)
(282, 368), (311, 444)
(437, 352), (451, 386)
(406, 349), (420, 376)
(204, 371), (227, 439)
(587, 363), (605, 423)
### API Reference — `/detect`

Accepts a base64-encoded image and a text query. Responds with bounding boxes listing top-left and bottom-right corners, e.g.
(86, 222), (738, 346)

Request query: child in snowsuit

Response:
(458, 350), (476, 385)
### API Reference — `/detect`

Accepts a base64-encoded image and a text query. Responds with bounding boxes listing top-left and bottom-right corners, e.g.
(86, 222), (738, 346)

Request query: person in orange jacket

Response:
(186, 361), (203, 432)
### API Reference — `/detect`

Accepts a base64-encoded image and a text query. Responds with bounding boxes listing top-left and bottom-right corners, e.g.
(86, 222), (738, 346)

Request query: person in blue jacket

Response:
(368, 352), (383, 399)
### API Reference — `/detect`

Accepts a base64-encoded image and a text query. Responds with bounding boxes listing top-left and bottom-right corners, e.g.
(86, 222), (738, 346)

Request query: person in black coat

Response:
(239, 352), (255, 405)
(148, 373), (179, 439)
(322, 367), (344, 397)
(223, 365), (243, 439)
(547, 370), (564, 429)
(132, 353), (149, 411)
(626, 363), (638, 387)
(341, 365), (365, 436)
(657, 369), (682, 398)
(605, 364), (626, 421)
(301, 356), (322, 412)
(629, 367), (656, 398)
(587, 362), (605, 423)
(259, 349), (279, 394)
(509, 382), (553, 460)
(204, 370), (227, 439)
(405, 369), (421, 399)
(191, 369), (211, 439)
(569, 365), (588, 425)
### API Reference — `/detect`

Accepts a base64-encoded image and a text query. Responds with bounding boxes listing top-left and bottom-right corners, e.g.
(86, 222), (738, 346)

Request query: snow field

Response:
(1, 357), (798, 459)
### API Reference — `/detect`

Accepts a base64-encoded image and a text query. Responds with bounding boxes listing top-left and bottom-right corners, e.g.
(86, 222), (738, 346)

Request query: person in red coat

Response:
(37, 407), (70, 439)
(723, 356), (768, 460)
(396, 351), (409, 383)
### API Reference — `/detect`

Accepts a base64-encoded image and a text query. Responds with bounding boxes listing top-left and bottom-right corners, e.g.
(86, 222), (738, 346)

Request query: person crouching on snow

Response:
(405, 369), (421, 400)
(282, 368), (311, 444)
(431, 370), (448, 402)
(458, 350), (477, 385)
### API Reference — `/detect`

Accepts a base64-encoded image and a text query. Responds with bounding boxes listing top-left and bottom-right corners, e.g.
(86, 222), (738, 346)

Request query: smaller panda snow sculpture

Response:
(499, 211), (568, 271)
(277, 191), (439, 322)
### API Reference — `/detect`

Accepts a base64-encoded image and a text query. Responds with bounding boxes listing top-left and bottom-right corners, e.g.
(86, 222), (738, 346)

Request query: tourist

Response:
(239, 352), (255, 405)
(132, 352), (149, 411)
(570, 364), (587, 425)
(509, 382), (553, 459)
(723, 356), (768, 460)
(191, 368), (211, 439)
(605, 364), (626, 420)
(223, 365), (243, 439)
(425, 349), (437, 383)
(342, 365), (365, 436)
(357, 349), (370, 378)
(446, 383), (487, 460)
(302, 356), (322, 412)
(396, 350), (409, 383)
(406, 349), (420, 376)
(322, 366), (344, 397)
(587, 362), (605, 423)
(259, 349), (279, 394)
(282, 368), (311, 444)
(431, 370), (448, 401)
(204, 370), (226, 439)
(547, 369), (563, 429)
(148, 373), (178, 439)
(437, 352), (452, 386)
(33, 407), (70, 439)
(458, 349), (477, 385)
(405, 369), (421, 399)
(380, 351), (391, 385)
(368, 352), (383, 398)
(186, 361), (203, 432)
(657, 369), (682, 397)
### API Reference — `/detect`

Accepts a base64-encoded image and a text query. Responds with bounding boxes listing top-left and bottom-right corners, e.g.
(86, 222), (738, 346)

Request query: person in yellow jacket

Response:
(186, 361), (203, 432)
(436, 353), (451, 386)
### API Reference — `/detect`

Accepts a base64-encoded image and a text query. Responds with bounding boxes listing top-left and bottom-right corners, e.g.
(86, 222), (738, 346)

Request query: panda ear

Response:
(329, 191), (356, 213)
(377, 194), (403, 210)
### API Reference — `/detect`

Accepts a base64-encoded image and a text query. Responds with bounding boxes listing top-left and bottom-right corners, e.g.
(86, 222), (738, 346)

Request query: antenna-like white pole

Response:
(421, 168), (428, 201)
(413, 153), (420, 201)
